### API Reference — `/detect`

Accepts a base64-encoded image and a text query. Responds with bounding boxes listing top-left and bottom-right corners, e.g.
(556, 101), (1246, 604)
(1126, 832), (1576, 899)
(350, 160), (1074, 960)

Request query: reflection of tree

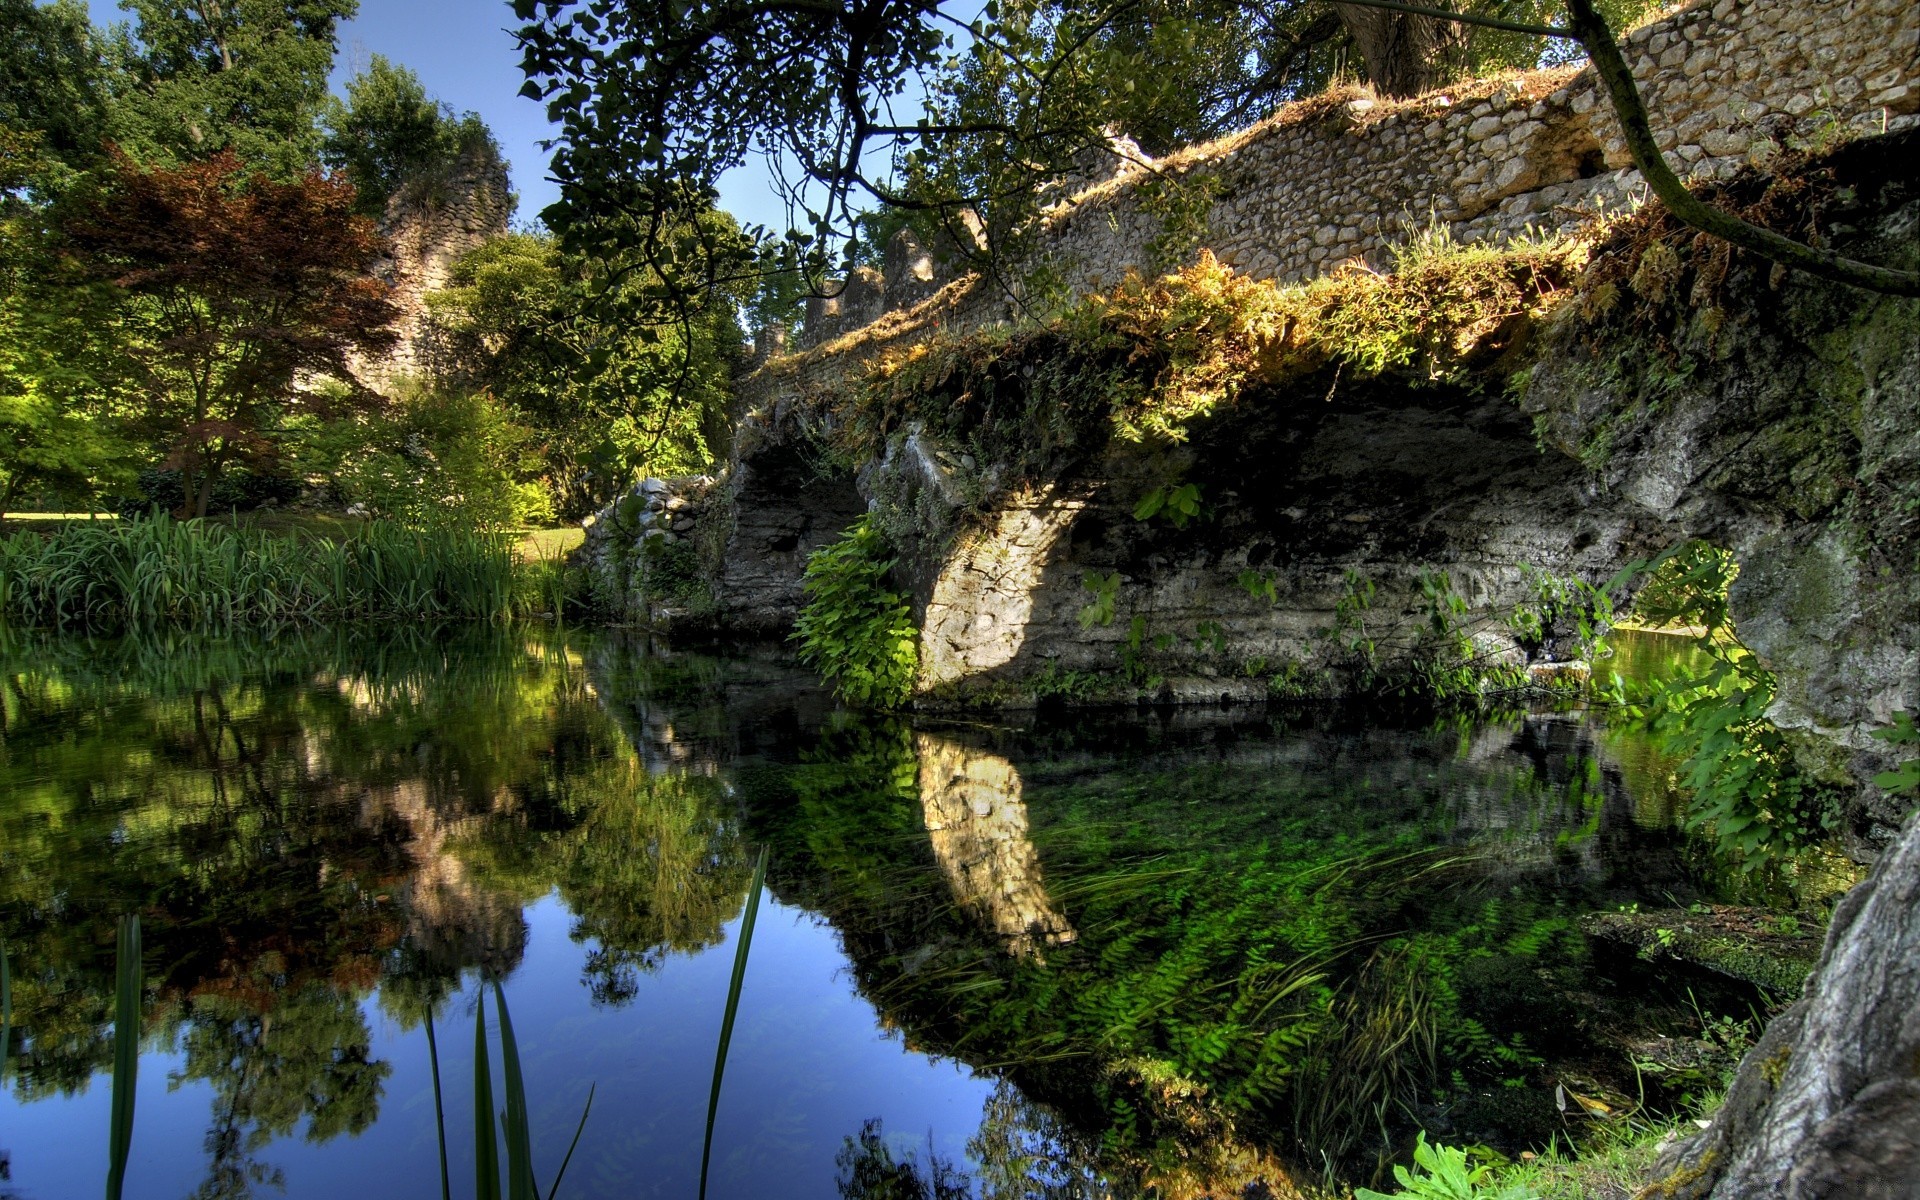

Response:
(968, 1082), (1111, 1200)
(0, 625), (671, 1184)
(173, 989), (390, 1200)
(453, 758), (751, 1005)
(834, 1119), (971, 1200)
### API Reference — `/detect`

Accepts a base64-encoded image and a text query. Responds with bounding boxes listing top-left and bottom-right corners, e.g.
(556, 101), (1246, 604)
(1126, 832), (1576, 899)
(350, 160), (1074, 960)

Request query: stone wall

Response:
(349, 149), (513, 393)
(745, 0), (1919, 390)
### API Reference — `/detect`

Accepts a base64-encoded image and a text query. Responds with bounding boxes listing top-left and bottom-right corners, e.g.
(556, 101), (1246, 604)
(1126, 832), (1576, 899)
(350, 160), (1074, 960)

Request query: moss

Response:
(1640, 1147), (1720, 1200)
(1581, 909), (1821, 995)
(1760, 1044), (1793, 1089)
(836, 239), (1583, 503)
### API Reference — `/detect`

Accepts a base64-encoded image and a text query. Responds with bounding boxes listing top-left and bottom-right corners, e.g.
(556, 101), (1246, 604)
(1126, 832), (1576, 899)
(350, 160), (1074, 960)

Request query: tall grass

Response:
(0, 515), (538, 628)
(700, 845), (769, 1200)
(107, 915), (142, 1200)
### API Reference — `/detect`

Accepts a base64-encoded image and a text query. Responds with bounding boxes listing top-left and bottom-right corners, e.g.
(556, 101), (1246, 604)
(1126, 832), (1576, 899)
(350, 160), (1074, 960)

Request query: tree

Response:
(108, 0), (356, 178)
(423, 226), (746, 517)
(0, 0), (117, 180)
(0, 128), (134, 515)
(320, 54), (502, 218)
(60, 148), (399, 518)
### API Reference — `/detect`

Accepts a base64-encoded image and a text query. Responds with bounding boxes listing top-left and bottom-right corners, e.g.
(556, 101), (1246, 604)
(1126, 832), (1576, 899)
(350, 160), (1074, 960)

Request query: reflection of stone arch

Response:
(916, 734), (1075, 958)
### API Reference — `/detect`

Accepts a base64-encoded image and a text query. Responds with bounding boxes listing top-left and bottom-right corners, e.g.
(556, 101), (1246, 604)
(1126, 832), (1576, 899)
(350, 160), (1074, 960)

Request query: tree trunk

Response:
(191, 447), (221, 520)
(1641, 806), (1920, 1198)
(1333, 3), (1465, 98)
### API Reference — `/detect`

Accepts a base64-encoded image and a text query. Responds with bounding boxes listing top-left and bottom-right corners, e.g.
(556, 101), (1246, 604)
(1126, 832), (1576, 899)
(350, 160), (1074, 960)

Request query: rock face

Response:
(589, 8), (1920, 800)
(1523, 128), (1920, 840)
(1644, 807), (1920, 1199)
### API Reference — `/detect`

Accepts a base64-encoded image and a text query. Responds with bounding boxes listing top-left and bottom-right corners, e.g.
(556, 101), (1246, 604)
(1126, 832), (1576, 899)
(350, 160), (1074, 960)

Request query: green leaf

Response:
(106, 915), (141, 1200)
(474, 989), (500, 1200)
(700, 846), (769, 1200)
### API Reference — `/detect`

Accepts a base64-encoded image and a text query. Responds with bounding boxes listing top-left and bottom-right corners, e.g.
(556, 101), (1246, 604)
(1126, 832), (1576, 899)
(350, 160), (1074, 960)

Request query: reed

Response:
(700, 845), (769, 1200)
(469, 981), (594, 1200)
(1, 940), (11, 1088)
(106, 915), (141, 1200)
(0, 515), (537, 629)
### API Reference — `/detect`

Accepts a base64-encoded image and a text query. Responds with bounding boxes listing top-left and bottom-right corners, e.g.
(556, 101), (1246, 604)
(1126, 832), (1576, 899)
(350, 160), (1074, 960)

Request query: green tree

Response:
(424, 225), (745, 517)
(0, 129), (135, 514)
(0, 0), (117, 180)
(320, 53), (502, 217)
(304, 380), (556, 530)
(109, 0), (356, 177)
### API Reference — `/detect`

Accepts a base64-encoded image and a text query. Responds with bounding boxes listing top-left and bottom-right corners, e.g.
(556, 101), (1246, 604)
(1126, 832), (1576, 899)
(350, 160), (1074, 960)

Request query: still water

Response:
(0, 626), (1747, 1198)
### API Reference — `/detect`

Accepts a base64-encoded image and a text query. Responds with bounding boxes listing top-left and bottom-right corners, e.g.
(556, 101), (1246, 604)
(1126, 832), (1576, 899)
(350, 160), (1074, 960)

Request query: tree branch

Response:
(1562, 0), (1919, 297)
(1326, 0), (1568, 40)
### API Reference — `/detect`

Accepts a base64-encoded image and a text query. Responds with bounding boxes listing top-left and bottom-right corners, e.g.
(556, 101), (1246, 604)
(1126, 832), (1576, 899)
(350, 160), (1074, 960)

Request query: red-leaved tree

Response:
(63, 148), (400, 517)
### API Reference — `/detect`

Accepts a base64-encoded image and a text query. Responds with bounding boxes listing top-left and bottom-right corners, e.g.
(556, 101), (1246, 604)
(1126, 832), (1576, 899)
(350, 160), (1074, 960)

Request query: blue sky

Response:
(84, 0), (793, 233)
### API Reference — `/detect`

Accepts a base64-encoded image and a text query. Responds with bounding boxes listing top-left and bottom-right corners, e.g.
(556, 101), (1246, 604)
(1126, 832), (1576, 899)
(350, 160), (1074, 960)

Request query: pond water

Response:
(0, 627), (1760, 1198)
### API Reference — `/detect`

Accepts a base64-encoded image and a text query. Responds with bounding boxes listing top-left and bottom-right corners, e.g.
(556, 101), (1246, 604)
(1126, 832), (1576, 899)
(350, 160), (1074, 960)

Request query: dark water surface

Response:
(0, 627), (1745, 1198)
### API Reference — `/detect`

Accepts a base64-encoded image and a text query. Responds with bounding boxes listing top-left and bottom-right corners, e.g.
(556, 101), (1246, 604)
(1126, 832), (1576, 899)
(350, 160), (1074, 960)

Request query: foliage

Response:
(849, 242), (1581, 485)
(115, 465), (300, 518)
(1356, 1133), (1536, 1200)
(321, 54), (501, 216)
(302, 381), (554, 531)
(1132, 482), (1204, 528)
(1613, 542), (1842, 868)
(0, 514), (534, 628)
(1870, 712), (1920, 798)
(58, 148), (398, 518)
(792, 517), (920, 709)
(106, 0), (355, 179)
(423, 229), (744, 517)
(751, 719), (1630, 1186)
(1077, 569), (1121, 629)
(0, 0), (115, 180)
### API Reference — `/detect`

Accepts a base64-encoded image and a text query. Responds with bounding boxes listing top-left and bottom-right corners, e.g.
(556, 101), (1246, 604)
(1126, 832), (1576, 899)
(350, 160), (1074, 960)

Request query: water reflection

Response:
(0, 627), (1744, 1198)
(916, 735), (1075, 959)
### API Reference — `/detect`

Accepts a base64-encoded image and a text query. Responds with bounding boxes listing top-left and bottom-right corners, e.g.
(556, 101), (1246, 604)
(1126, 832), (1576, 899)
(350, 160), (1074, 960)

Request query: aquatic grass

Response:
(0, 514), (539, 630)
(700, 845), (769, 1200)
(469, 981), (594, 1200)
(1, 940), (10, 1087)
(427, 1010), (453, 1200)
(474, 989), (501, 1200)
(494, 979), (538, 1200)
(106, 915), (141, 1200)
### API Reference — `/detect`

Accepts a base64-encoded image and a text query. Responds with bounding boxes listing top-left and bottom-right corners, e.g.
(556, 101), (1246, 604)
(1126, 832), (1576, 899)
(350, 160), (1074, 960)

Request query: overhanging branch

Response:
(1333, 0), (1920, 296)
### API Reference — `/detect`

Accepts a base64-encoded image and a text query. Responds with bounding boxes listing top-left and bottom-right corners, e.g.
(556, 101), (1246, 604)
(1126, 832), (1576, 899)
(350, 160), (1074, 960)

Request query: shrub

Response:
(304, 383), (553, 531)
(791, 517), (919, 708)
(115, 467), (301, 518)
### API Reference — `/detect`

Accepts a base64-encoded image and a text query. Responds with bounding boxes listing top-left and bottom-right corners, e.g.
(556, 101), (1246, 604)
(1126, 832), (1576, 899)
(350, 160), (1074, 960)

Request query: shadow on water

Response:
(0, 626), (1778, 1198)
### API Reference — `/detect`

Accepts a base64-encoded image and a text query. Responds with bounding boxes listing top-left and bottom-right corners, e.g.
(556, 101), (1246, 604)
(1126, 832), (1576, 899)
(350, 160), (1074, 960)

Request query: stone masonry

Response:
(743, 0), (1920, 407)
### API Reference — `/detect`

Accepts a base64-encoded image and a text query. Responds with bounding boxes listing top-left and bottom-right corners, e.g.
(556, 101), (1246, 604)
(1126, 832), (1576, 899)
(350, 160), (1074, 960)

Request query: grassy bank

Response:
(0, 514), (564, 628)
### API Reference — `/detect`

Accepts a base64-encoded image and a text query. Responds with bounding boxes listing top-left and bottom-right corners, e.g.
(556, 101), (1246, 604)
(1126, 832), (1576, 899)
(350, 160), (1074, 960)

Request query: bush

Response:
(115, 467), (302, 518)
(303, 383), (553, 531)
(791, 517), (919, 708)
